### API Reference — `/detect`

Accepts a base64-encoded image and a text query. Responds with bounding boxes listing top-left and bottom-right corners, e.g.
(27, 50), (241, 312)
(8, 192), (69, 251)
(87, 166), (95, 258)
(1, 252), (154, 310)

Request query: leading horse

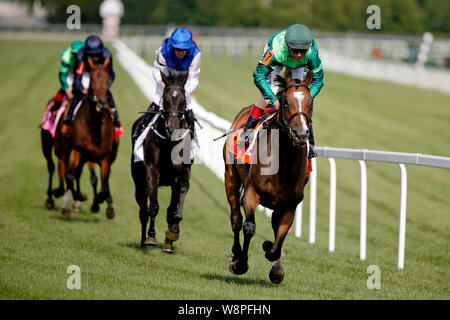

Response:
(131, 71), (192, 253)
(223, 68), (313, 284)
(54, 56), (119, 218)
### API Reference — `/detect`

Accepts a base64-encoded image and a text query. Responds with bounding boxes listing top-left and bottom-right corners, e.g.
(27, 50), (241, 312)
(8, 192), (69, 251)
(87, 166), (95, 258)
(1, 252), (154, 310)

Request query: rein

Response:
(277, 83), (311, 139)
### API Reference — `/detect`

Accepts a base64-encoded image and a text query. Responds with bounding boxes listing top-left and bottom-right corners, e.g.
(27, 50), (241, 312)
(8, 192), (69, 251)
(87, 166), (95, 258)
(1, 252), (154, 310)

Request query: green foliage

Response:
(14, 0), (450, 34)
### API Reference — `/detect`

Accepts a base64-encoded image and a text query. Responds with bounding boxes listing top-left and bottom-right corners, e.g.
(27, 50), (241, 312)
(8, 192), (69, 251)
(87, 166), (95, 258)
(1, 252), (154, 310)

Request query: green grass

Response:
(0, 39), (449, 300)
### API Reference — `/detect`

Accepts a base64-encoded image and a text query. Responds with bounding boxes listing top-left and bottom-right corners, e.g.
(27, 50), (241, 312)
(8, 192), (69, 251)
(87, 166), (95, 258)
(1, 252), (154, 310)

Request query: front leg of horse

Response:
(164, 179), (189, 253)
(88, 163), (100, 213)
(98, 159), (115, 219)
(145, 163), (160, 246)
(231, 185), (259, 276)
(66, 150), (87, 203)
(262, 207), (296, 284)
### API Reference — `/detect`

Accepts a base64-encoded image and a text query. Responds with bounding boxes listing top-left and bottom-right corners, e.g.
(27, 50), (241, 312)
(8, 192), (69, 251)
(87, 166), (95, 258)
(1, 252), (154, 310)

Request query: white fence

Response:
(113, 39), (450, 270)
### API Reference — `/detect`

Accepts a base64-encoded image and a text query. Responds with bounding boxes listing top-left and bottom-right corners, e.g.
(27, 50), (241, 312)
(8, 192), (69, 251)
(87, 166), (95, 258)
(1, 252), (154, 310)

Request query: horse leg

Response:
(61, 189), (72, 217)
(52, 159), (66, 198)
(145, 164), (160, 246)
(41, 130), (55, 209)
(66, 150), (86, 203)
(230, 184), (260, 275)
(73, 159), (87, 213)
(88, 162), (100, 213)
(98, 158), (115, 219)
(225, 163), (243, 268)
(262, 206), (297, 284)
(163, 176), (190, 253)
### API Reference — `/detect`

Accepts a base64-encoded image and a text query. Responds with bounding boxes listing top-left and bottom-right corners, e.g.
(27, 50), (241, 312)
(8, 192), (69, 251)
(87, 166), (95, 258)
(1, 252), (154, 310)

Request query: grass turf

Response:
(0, 39), (448, 299)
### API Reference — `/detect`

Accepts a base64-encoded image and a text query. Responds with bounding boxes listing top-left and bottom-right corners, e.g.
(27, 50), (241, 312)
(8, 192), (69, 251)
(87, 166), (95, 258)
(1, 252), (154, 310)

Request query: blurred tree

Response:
(13, 0), (450, 34)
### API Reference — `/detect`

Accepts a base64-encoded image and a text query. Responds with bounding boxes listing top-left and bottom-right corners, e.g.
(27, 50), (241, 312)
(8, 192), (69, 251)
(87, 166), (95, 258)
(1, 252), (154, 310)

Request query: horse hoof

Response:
(162, 242), (175, 253)
(229, 260), (249, 275)
(143, 237), (157, 246)
(44, 199), (54, 210)
(106, 208), (115, 219)
(73, 201), (82, 213)
(90, 203), (100, 213)
(269, 268), (285, 285)
(61, 208), (71, 217)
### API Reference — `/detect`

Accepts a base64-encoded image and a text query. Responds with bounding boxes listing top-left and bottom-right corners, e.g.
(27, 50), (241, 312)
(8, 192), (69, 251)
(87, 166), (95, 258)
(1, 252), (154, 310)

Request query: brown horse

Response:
(54, 56), (119, 218)
(41, 99), (99, 213)
(131, 70), (192, 253)
(223, 68), (313, 284)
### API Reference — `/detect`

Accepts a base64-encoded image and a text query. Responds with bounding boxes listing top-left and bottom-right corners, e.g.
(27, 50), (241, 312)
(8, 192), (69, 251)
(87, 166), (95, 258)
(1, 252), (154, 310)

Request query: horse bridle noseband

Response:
(277, 83), (311, 139)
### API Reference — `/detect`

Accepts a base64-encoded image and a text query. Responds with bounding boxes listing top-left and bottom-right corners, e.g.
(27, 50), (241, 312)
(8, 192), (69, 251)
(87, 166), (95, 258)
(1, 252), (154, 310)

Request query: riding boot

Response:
(133, 102), (159, 139)
(185, 109), (196, 139)
(308, 124), (317, 159)
(50, 89), (65, 113)
(107, 90), (121, 127)
(63, 92), (81, 125)
(237, 105), (263, 146)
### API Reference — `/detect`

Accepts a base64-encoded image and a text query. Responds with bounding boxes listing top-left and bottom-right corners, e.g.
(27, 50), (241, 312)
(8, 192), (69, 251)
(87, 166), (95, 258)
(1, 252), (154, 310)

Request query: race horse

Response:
(131, 70), (192, 253)
(41, 96), (99, 214)
(223, 68), (313, 284)
(53, 56), (119, 218)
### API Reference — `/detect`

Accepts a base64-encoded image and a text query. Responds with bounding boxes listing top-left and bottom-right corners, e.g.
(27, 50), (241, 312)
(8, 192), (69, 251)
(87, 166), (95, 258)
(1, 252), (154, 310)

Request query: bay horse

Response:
(223, 68), (313, 284)
(41, 98), (99, 214)
(54, 56), (119, 218)
(131, 70), (192, 253)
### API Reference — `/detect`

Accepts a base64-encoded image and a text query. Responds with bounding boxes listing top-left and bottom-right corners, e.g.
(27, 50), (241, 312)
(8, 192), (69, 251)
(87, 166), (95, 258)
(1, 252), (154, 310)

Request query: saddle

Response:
(228, 106), (277, 164)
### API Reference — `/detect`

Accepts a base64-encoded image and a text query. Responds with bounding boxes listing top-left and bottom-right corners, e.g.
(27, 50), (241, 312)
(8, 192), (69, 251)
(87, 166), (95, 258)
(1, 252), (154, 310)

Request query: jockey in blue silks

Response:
(63, 35), (121, 128)
(133, 27), (202, 139)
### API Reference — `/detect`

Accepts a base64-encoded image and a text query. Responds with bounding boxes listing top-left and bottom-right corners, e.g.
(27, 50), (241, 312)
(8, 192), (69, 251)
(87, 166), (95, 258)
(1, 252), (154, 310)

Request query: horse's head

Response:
(87, 56), (110, 112)
(161, 70), (188, 135)
(277, 68), (313, 149)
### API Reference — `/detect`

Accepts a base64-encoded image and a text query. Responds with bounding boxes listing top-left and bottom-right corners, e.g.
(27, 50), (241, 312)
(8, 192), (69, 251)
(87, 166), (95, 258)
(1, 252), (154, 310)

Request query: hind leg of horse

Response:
(41, 130), (55, 209)
(98, 158), (115, 219)
(52, 159), (66, 198)
(225, 163), (243, 266)
(164, 176), (190, 253)
(231, 184), (260, 275)
(66, 150), (86, 202)
(88, 162), (100, 213)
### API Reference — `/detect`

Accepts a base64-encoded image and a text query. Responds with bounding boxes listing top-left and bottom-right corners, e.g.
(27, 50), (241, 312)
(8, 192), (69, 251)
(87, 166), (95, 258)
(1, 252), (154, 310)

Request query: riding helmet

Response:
(285, 24), (312, 50)
(85, 35), (104, 55)
(70, 40), (85, 53)
(168, 28), (195, 50)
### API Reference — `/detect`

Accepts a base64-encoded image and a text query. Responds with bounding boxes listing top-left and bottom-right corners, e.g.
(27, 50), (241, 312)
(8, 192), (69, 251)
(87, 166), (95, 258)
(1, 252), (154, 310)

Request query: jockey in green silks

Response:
(50, 41), (85, 114)
(243, 24), (324, 158)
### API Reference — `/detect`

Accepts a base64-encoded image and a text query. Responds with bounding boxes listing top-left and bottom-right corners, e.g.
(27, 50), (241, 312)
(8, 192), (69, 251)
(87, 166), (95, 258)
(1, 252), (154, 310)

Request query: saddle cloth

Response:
(227, 106), (312, 173)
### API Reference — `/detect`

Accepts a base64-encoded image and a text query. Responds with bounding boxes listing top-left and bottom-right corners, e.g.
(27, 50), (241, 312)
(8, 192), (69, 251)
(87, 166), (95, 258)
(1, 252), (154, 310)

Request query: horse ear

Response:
(103, 57), (110, 68)
(161, 70), (170, 85)
(284, 68), (293, 83)
(304, 69), (313, 86)
(87, 56), (96, 69)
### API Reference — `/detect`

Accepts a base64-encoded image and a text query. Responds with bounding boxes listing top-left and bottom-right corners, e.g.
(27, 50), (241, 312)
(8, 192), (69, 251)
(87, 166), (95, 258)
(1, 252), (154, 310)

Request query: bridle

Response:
(151, 83), (190, 141)
(277, 83), (311, 141)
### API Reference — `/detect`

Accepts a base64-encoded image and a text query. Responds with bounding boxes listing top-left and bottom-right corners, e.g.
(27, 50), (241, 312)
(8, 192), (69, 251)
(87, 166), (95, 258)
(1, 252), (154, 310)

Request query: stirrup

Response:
(308, 144), (317, 159)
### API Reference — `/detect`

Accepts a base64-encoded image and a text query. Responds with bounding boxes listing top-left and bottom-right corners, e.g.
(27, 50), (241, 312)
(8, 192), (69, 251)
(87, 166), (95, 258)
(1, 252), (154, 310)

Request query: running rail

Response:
(114, 39), (450, 270)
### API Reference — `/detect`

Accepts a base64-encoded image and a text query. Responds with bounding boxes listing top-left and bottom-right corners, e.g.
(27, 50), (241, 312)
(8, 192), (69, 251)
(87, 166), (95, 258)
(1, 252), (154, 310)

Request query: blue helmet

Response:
(85, 35), (104, 55)
(168, 28), (195, 50)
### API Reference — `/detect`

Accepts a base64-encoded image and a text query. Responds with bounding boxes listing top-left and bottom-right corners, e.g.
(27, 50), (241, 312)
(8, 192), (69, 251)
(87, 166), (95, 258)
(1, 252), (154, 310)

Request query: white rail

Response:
(114, 39), (450, 270)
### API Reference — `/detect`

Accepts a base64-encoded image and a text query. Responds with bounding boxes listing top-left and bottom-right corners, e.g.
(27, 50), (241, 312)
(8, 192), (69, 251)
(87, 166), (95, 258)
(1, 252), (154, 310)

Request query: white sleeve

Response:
(152, 48), (166, 83)
(184, 52), (201, 96)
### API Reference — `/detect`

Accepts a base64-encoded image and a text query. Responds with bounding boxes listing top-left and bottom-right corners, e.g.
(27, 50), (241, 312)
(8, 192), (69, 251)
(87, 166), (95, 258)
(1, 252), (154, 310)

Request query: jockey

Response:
(242, 24), (324, 158)
(63, 35), (120, 127)
(133, 27), (201, 139)
(49, 40), (85, 115)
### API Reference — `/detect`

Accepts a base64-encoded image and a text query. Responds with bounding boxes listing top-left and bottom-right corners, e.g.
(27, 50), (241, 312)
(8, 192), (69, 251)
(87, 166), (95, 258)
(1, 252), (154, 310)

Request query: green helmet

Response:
(70, 40), (85, 53)
(285, 24), (312, 50)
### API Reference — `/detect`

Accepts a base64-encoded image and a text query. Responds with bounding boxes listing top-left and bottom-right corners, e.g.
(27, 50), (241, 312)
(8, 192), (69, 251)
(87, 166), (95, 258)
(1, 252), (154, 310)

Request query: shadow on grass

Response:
(201, 272), (275, 288)
(49, 213), (102, 223)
